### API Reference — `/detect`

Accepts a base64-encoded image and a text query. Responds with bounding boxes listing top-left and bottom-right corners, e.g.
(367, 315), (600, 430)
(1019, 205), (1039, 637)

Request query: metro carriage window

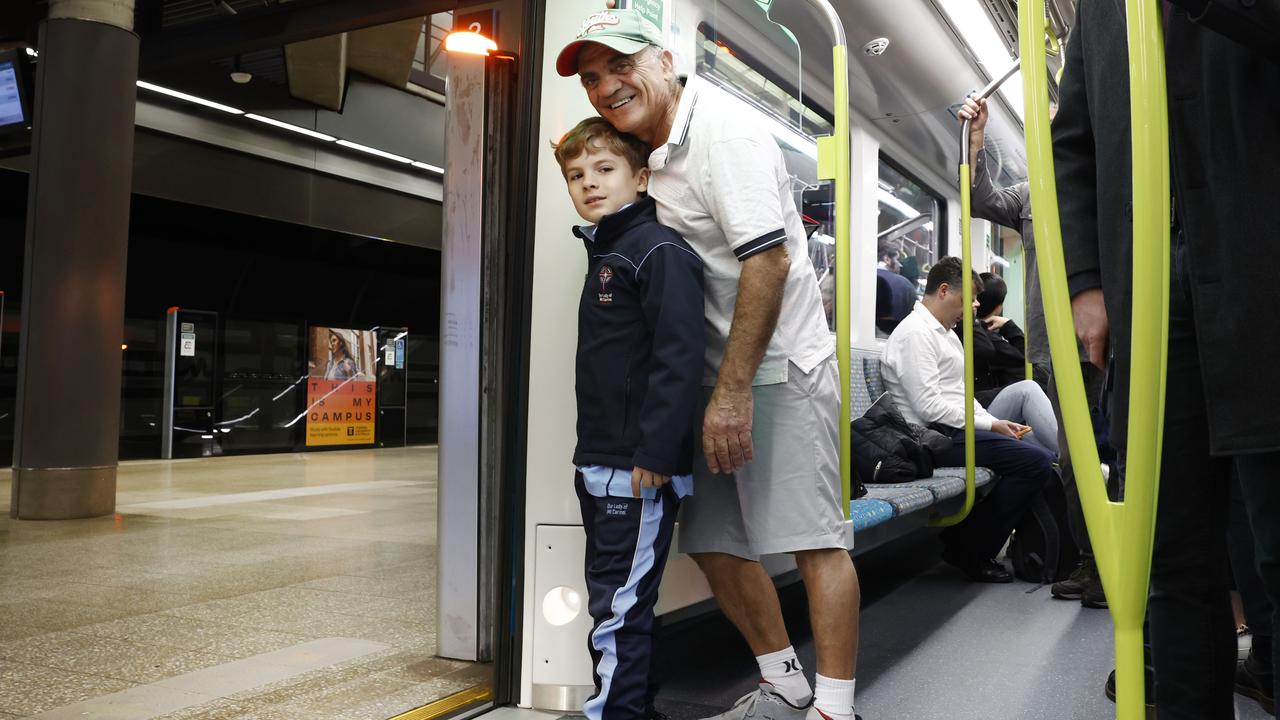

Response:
(877, 156), (945, 299)
(695, 23), (839, 330)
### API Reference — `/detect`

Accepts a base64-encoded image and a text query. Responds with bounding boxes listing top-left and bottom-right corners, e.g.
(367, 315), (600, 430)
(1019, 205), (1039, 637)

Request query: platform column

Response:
(11, 0), (138, 520)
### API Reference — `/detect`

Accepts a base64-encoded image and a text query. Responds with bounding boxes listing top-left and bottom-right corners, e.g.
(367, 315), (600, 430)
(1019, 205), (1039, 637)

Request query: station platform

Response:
(0, 447), (487, 719)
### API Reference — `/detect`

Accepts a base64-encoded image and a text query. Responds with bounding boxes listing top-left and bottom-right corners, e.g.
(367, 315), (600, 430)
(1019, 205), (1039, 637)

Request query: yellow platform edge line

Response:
(388, 685), (495, 720)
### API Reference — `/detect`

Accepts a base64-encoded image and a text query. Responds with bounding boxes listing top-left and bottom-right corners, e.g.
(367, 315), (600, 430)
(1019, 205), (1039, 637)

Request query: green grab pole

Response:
(832, 42), (852, 520)
(931, 169), (976, 527)
(806, 0), (852, 520)
(931, 57), (1020, 528)
(1017, 0), (1170, 717)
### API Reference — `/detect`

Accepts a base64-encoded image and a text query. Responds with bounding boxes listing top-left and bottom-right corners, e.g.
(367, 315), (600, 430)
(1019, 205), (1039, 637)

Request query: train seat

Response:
(847, 348), (995, 536)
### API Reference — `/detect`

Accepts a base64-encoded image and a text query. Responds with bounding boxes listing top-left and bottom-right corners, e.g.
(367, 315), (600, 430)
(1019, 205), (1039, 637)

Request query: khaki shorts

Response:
(678, 355), (849, 560)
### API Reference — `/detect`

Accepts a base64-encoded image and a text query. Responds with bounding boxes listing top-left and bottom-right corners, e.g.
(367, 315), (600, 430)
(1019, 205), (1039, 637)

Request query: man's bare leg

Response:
(794, 548), (859, 679)
(692, 552), (791, 655)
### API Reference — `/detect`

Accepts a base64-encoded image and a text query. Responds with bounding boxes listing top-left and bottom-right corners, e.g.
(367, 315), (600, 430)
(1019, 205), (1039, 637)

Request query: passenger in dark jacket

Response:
(959, 272), (1029, 406)
(554, 116), (704, 720)
(1053, 2), (1280, 715)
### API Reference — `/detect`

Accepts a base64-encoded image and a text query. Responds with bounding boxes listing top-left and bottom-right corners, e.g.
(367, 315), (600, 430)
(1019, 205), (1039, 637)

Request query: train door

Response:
(515, 0), (863, 710)
(432, 1), (542, 714)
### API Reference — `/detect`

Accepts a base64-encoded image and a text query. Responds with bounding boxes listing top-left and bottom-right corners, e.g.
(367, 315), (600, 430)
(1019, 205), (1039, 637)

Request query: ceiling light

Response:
(443, 31), (498, 57)
(411, 160), (444, 174)
(245, 113), (336, 141)
(136, 80), (244, 115)
(933, 0), (1024, 122)
(336, 139), (413, 164)
(230, 55), (252, 84)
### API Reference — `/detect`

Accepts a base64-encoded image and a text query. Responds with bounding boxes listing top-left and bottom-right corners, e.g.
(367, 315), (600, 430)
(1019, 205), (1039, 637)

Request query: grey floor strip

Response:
(32, 637), (390, 720)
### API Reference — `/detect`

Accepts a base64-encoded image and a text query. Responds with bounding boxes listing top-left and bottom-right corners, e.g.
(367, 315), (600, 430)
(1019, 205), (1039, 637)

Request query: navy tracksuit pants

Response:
(575, 472), (680, 720)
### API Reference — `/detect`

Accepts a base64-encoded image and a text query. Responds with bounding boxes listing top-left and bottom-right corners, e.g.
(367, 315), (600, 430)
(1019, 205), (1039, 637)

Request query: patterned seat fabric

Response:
(850, 498), (894, 532)
(846, 350), (997, 523)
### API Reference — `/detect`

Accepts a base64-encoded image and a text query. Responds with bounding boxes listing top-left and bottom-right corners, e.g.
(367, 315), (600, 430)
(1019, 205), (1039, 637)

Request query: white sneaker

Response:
(699, 685), (812, 720)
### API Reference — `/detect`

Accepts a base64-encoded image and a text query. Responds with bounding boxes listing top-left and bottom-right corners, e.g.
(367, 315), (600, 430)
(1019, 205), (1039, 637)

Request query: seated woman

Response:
(957, 272), (1060, 455)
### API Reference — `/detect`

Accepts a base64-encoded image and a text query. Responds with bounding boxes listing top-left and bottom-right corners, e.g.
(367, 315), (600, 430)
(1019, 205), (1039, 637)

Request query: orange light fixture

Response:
(121, 344), (129, 350)
(444, 31), (498, 56)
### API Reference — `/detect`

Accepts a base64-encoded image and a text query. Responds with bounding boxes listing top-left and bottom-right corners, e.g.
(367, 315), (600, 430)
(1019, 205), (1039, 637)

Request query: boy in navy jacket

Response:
(554, 117), (704, 720)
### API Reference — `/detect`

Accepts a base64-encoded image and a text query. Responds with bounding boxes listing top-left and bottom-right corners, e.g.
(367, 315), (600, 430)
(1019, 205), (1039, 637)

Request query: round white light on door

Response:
(542, 586), (583, 626)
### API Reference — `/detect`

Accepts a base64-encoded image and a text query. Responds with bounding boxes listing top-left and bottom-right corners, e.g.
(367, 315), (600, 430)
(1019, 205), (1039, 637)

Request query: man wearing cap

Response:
(559, 10), (862, 720)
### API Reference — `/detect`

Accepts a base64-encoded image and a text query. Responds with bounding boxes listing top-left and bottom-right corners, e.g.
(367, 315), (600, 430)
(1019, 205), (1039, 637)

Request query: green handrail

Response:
(810, 0), (852, 521)
(1018, 0), (1170, 717)
(933, 59), (1017, 528)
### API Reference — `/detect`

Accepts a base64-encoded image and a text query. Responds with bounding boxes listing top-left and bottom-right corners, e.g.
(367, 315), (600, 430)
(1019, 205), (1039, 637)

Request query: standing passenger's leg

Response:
(579, 476), (681, 720)
(1234, 451), (1280, 714)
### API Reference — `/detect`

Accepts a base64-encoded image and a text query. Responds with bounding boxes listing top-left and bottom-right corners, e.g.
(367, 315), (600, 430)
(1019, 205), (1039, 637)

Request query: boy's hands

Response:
(631, 467), (671, 497)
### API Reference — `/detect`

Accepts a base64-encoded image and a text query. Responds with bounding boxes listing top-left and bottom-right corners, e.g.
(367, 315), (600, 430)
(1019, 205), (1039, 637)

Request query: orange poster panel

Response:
(306, 378), (377, 446)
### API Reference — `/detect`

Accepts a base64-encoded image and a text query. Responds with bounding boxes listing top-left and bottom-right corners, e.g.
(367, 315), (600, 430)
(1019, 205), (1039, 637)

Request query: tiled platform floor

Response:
(0, 447), (489, 719)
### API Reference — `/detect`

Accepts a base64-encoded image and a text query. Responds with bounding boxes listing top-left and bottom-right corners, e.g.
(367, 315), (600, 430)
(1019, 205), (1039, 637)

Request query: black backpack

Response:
(1008, 468), (1080, 584)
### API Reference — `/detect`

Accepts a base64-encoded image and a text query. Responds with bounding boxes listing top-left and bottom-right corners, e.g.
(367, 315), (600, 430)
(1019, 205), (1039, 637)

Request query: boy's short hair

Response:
(553, 117), (650, 176)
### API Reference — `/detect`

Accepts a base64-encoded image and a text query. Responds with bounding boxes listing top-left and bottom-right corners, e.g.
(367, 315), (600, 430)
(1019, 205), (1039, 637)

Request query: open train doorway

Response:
(0, 1), (539, 717)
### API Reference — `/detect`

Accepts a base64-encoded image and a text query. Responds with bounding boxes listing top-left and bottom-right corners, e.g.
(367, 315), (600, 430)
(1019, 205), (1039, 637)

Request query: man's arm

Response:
(703, 245), (787, 473)
(959, 96), (1025, 229)
(700, 129), (795, 474)
(1052, 19), (1110, 368)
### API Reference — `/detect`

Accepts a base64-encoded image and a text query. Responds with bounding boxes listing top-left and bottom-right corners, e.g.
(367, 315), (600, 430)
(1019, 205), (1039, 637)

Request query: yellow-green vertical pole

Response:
(931, 172), (977, 527)
(1018, 0), (1169, 717)
(811, 0), (852, 520)
(833, 42), (852, 519)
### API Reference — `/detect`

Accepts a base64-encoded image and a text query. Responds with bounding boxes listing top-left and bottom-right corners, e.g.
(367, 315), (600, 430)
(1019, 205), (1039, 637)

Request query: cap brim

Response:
(555, 36), (650, 77)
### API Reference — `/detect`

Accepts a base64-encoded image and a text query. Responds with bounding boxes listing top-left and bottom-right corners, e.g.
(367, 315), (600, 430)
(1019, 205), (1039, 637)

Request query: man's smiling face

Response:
(577, 43), (674, 146)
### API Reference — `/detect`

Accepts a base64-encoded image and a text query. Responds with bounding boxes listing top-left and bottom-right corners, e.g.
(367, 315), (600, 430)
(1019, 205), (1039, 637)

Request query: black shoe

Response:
(1051, 558), (1094, 600)
(1105, 669), (1155, 719)
(942, 551), (1013, 583)
(1236, 652), (1276, 715)
(1080, 576), (1108, 609)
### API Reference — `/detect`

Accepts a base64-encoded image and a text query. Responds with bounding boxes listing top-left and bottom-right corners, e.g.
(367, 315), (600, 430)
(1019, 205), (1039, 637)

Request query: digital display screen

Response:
(0, 60), (25, 128)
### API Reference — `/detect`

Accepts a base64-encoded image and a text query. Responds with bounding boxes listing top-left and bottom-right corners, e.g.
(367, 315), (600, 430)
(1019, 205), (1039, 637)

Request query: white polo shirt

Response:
(647, 80), (833, 386)
(882, 301), (996, 431)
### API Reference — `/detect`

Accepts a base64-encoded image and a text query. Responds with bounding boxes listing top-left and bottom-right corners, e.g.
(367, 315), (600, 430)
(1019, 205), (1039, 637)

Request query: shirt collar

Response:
(913, 301), (949, 334)
(647, 79), (698, 172)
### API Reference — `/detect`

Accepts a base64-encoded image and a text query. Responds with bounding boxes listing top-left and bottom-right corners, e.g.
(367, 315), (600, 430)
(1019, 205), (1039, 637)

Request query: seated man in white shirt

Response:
(882, 257), (1056, 583)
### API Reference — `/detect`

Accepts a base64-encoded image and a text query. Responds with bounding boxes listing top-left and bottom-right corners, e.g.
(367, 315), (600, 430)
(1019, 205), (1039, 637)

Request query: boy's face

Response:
(563, 145), (649, 225)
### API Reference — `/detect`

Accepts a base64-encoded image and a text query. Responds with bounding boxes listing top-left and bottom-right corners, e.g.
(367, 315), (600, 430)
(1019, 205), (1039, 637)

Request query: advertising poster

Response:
(306, 326), (378, 446)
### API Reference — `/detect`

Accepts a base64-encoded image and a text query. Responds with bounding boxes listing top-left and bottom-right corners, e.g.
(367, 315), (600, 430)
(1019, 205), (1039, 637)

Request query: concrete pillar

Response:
(11, 1), (137, 519)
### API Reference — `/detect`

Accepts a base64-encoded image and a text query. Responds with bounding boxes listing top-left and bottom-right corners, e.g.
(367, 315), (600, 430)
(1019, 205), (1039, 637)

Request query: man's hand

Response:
(631, 466), (671, 497)
(703, 383), (754, 474)
(957, 95), (989, 133)
(991, 420), (1030, 439)
(983, 315), (1010, 331)
(1072, 288), (1110, 370)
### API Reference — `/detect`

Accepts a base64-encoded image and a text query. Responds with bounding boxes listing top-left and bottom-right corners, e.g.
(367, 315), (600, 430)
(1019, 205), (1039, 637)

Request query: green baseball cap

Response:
(556, 9), (663, 77)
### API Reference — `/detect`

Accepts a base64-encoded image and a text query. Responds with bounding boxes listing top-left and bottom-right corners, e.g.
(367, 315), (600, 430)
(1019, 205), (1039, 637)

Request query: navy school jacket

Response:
(570, 196), (705, 477)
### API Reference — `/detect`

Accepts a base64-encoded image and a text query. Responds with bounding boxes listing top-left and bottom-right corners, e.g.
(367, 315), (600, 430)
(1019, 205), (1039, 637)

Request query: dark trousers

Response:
(1229, 470), (1273, 663)
(1146, 233), (1280, 719)
(934, 429), (1056, 563)
(575, 473), (679, 720)
(1049, 361), (1110, 556)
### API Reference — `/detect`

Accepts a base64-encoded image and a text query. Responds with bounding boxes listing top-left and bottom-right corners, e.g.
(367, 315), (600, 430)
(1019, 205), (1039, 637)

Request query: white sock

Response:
(756, 647), (812, 706)
(808, 674), (856, 720)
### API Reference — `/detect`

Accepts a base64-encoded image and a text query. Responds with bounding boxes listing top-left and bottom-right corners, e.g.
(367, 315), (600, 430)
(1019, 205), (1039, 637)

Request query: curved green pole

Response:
(809, 0), (852, 520)
(1019, 1), (1170, 717)
(931, 59), (1017, 528)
